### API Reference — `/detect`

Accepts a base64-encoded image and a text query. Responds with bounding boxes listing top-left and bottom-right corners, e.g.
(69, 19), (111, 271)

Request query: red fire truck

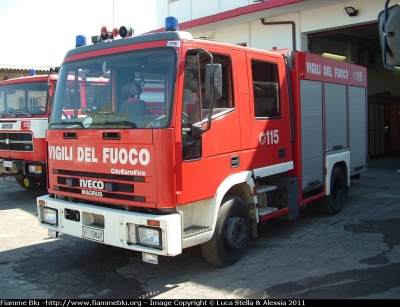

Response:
(37, 18), (367, 267)
(0, 72), (105, 190)
(0, 73), (57, 189)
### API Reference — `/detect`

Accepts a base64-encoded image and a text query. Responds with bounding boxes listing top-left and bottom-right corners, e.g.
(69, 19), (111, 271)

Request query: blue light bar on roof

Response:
(76, 35), (87, 47)
(165, 16), (179, 31)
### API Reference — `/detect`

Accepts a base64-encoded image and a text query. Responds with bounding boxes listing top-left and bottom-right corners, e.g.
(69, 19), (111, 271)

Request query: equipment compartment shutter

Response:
(349, 86), (367, 174)
(325, 83), (348, 152)
(300, 80), (324, 190)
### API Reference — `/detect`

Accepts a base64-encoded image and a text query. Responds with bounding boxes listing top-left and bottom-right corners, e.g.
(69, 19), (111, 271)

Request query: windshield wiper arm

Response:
(50, 121), (84, 128)
(15, 110), (32, 117)
(0, 111), (16, 117)
(89, 121), (137, 128)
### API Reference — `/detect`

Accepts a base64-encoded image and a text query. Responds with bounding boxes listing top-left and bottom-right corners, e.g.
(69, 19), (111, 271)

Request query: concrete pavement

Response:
(0, 156), (399, 299)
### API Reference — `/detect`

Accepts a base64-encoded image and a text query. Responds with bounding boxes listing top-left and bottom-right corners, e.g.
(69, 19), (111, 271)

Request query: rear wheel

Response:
(318, 166), (346, 215)
(201, 196), (250, 267)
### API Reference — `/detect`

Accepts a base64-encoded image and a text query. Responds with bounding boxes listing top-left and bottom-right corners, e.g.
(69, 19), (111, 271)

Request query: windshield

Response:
(0, 82), (49, 116)
(50, 48), (177, 129)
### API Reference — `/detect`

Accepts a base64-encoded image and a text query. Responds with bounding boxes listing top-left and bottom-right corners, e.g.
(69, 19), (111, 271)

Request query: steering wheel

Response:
(146, 106), (169, 116)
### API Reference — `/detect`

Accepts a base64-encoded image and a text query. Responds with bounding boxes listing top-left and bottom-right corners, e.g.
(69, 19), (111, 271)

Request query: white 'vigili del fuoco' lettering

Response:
(47, 146), (151, 166)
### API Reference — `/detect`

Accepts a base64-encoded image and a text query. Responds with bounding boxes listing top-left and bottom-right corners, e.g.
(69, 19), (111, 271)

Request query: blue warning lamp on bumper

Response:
(165, 16), (179, 31)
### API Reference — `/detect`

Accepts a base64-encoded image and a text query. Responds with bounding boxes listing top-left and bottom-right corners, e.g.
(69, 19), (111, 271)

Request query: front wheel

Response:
(18, 176), (46, 190)
(201, 196), (250, 267)
(318, 166), (346, 215)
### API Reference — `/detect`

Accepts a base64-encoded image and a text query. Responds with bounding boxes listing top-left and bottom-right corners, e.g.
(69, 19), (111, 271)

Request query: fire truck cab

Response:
(0, 74), (57, 189)
(37, 18), (367, 266)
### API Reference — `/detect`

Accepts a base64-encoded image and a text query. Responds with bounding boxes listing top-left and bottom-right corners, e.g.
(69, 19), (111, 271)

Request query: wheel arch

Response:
(211, 171), (254, 229)
(325, 152), (349, 195)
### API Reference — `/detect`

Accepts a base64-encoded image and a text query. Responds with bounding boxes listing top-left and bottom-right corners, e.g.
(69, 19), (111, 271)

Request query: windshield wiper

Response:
(0, 111), (16, 117)
(14, 110), (32, 117)
(89, 121), (137, 128)
(51, 121), (84, 128)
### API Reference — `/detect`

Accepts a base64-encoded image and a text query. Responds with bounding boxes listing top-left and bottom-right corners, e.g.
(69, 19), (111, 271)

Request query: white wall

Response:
(156, 0), (253, 27)
(157, 0), (400, 96)
(221, 0), (249, 12)
(192, 0), (219, 20)
(159, 0), (386, 51)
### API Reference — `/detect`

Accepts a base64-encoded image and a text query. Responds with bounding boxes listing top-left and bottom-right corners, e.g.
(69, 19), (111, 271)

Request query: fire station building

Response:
(155, 0), (400, 158)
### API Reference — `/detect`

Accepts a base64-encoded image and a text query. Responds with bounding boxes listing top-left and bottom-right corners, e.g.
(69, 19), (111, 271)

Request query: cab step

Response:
(256, 185), (277, 194)
(258, 207), (278, 216)
(183, 225), (212, 239)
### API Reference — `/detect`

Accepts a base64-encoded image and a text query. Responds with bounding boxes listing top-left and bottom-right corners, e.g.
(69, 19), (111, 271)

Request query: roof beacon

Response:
(101, 26), (110, 41)
(75, 35), (87, 47)
(165, 16), (179, 32)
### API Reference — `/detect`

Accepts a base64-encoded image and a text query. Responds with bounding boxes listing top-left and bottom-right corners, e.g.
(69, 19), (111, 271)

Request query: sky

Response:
(0, 0), (157, 67)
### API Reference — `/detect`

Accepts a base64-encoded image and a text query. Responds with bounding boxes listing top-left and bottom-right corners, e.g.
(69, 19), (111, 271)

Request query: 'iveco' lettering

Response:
(79, 179), (104, 190)
(1, 124), (13, 129)
(103, 148), (150, 166)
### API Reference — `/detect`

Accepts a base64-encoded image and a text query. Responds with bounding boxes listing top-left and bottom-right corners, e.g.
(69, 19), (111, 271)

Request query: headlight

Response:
(137, 226), (161, 248)
(28, 164), (43, 174)
(42, 207), (58, 225)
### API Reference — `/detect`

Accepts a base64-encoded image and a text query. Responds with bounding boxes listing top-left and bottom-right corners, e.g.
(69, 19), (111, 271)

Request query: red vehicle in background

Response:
(0, 71), (106, 189)
(0, 73), (57, 189)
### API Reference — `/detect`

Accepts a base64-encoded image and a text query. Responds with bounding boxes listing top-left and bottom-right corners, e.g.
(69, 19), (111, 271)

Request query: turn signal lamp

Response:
(147, 219), (160, 227)
(28, 164), (43, 174)
(165, 16), (179, 31)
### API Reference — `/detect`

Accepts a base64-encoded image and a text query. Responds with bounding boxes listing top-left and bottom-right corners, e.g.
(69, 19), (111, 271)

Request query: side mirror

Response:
(378, 1), (400, 70)
(205, 64), (222, 100)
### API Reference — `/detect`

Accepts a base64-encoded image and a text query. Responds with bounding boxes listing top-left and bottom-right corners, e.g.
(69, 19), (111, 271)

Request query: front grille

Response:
(57, 177), (134, 192)
(54, 169), (145, 182)
(0, 132), (34, 152)
(56, 186), (145, 202)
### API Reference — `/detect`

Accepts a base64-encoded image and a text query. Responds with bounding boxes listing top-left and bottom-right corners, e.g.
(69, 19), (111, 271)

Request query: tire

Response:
(318, 166), (346, 215)
(201, 196), (250, 267)
(18, 177), (45, 190)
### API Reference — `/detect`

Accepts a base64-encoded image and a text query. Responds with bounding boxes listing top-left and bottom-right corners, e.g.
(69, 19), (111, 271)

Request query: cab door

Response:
(177, 47), (241, 205)
(240, 52), (293, 171)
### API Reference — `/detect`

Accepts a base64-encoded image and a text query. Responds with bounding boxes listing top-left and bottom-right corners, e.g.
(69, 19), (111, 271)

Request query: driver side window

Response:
(183, 56), (201, 123)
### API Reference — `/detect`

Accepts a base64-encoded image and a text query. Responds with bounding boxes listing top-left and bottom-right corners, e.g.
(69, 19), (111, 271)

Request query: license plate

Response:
(3, 161), (12, 168)
(82, 226), (104, 242)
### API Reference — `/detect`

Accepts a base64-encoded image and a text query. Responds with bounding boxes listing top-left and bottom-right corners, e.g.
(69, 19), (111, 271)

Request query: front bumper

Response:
(37, 195), (182, 256)
(0, 158), (45, 178)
